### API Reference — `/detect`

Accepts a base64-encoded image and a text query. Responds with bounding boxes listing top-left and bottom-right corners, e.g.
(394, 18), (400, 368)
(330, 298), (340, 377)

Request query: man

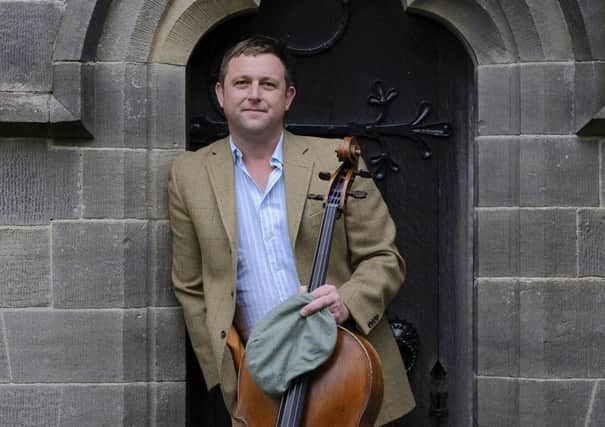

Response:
(169, 37), (414, 425)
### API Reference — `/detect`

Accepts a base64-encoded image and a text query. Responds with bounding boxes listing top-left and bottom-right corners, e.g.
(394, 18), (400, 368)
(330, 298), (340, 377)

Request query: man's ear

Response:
(285, 86), (296, 111)
(215, 82), (224, 108)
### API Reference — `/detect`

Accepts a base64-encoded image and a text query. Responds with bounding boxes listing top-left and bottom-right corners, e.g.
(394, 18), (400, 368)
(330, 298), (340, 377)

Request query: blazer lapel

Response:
(206, 139), (238, 258)
(283, 132), (314, 246)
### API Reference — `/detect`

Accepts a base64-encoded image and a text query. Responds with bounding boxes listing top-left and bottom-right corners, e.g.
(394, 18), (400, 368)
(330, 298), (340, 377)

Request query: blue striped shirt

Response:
(230, 135), (301, 340)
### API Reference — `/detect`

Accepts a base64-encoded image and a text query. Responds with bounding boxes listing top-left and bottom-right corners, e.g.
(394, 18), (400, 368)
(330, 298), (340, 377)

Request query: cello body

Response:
(232, 326), (384, 427)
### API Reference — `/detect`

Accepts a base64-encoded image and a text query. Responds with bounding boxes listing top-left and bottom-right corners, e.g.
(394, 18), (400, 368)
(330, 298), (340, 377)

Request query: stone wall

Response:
(0, 0), (604, 426)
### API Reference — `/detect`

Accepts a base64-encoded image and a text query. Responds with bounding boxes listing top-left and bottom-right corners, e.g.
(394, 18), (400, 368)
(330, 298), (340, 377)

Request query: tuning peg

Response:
(347, 191), (368, 199)
(318, 171), (331, 181)
(355, 170), (372, 178)
(307, 193), (324, 201)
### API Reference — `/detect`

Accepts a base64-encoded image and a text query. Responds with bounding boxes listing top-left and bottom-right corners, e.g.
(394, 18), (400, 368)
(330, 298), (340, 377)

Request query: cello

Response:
(231, 137), (385, 427)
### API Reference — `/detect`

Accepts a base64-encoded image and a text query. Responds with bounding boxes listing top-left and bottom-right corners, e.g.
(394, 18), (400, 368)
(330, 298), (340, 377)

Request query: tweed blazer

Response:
(169, 131), (415, 425)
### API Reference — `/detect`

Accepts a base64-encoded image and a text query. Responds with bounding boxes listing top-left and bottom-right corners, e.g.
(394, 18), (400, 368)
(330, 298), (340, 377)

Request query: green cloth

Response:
(245, 293), (337, 397)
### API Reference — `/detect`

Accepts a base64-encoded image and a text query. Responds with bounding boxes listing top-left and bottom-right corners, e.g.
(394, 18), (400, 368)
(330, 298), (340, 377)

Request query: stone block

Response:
(123, 383), (149, 427)
(96, 0), (144, 61)
(578, 1), (605, 60)
(477, 209), (576, 276)
(0, 141), (80, 225)
(123, 63), (148, 147)
(574, 62), (605, 132)
(519, 279), (605, 378)
(0, 316), (10, 382)
(52, 63), (83, 123)
(497, 1), (543, 61)
(82, 150), (147, 218)
(123, 309), (149, 382)
(587, 381), (605, 427)
(520, 63), (574, 134)
(0, 386), (61, 426)
(557, 0), (592, 61)
(477, 137), (520, 206)
(0, 93), (49, 123)
(0, 2), (62, 91)
(59, 385), (125, 427)
(477, 65), (520, 136)
(3, 310), (124, 381)
(150, 382), (186, 427)
(0, 228), (50, 307)
(150, 221), (177, 306)
(91, 62), (125, 146)
(148, 64), (186, 149)
(477, 279), (519, 376)
(477, 377), (594, 427)
(477, 209), (520, 276)
(525, 0), (573, 60)
(53, 0), (113, 61)
(519, 137), (599, 206)
(578, 209), (605, 276)
(52, 221), (148, 308)
(150, 308), (186, 381)
(126, 0), (170, 62)
(148, 150), (181, 219)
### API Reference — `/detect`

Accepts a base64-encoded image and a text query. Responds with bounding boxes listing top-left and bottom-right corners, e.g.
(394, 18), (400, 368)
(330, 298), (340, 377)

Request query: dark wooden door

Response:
(186, 1), (473, 425)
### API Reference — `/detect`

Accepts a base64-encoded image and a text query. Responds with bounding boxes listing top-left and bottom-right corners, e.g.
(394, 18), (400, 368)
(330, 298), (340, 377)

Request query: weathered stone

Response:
(557, 0), (592, 61)
(123, 63), (148, 147)
(53, 0), (113, 62)
(52, 221), (148, 308)
(91, 62), (126, 147)
(123, 383), (149, 427)
(0, 386), (61, 427)
(3, 310), (124, 381)
(0, 2), (62, 91)
(96, 0), (145, 61)
(150, 221), (177, 306)
(477, 137), (520, 206)
(148, 150), (181, 219)
(147, 64), (186, 149)
(519, 136), (599, 206)
(575, 62), (605, 132)
(477, 377), (594, 427)
(0, 316), (10, 382)
(82, 150), (147, 218)
(150, 308), (186, 381)
(59, 385), (125, 427)
(0, 93), (49, 124)
(0, 141), (80, 225)
(477, 279), (519, 376)
(497, 0), (543, 61)
(126, 0), (170, 62)
(0, 228), (50, 307)
(51, 63), (82, 124)
(150, 382), (186, 427)
(477, 65), (520, 135)
(519, 279), (605, 377)
(578, 209), (605, 276)
(477, 209), (576, 276)
(577, 0), (605, 60)
(520, 63), (574, 134)
(519, 209), (577, 276)
(587, 381), (605, 427)
(123, 309), (148, 382)
(525, 0), (574, 60)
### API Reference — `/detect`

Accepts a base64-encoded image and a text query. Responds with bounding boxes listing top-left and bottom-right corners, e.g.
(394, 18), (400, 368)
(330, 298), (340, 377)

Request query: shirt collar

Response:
(229, 133), (284, 170)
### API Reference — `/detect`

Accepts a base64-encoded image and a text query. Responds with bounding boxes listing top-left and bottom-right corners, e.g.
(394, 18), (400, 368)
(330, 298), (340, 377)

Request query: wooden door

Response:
(186, 1), (473, 425)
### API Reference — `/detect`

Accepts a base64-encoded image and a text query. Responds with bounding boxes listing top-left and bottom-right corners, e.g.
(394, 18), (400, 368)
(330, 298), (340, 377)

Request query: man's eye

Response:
(234, 80), (248, 87)
(262, 82), (277, 89)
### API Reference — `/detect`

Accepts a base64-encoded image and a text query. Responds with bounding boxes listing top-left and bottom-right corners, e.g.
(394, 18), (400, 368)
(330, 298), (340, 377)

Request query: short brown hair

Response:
(218, 36), (294, 87)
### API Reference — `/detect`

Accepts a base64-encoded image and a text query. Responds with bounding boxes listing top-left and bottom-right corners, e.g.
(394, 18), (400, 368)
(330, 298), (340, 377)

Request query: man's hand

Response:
(300, 284), (350, 324)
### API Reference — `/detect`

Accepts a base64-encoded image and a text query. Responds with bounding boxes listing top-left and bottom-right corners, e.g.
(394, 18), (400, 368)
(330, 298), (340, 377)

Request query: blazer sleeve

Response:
(169, 157), (220, 388)
(337, 160), (406, 336)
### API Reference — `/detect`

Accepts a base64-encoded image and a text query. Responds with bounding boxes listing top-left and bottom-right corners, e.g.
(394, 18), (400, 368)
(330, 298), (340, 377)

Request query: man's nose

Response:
(248, 82), (260, 99)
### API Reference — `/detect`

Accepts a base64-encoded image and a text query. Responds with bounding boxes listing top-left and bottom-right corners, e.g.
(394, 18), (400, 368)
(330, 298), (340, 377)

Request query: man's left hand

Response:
(300, 284), (350, 324)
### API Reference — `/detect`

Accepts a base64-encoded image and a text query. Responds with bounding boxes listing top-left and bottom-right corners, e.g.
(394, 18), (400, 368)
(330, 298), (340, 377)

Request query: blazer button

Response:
(220, 330), (226, 339)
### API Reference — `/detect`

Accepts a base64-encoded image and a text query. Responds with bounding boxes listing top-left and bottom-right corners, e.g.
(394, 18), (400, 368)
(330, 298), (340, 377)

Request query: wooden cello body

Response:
(232, 137), (385, 427)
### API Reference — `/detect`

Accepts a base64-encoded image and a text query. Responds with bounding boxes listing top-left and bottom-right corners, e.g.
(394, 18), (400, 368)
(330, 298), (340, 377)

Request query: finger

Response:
(300, 295), (332, 317)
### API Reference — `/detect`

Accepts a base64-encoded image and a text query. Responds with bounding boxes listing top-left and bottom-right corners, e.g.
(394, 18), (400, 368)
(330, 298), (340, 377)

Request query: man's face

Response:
(215, 53), (296, 138)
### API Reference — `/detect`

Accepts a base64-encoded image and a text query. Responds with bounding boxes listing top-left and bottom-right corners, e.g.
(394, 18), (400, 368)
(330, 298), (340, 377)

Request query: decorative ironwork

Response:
(190, 80), (452, 179)
(389, 317), (420, 372)
(429, 360), (448, 418)
(285, 0), (351, 56)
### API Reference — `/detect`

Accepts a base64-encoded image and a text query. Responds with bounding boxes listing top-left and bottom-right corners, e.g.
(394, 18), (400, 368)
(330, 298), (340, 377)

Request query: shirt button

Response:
(220, 330), (226, 339)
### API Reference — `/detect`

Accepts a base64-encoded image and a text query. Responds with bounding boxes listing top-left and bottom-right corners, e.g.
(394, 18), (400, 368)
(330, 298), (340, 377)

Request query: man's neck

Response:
(230, 129), (282, 162)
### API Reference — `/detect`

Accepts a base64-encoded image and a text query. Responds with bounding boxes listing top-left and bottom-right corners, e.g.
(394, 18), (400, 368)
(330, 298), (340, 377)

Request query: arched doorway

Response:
(185, 1), (474, 425)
